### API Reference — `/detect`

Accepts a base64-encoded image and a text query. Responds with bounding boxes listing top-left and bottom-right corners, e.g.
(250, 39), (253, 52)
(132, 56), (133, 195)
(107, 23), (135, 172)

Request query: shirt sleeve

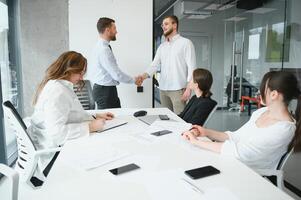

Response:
(184, 40), (196, 82)
(145, 46), (161, 76)
(221, 124), (295, 164)
(43, 91), (90, 146)
(99, 46), (134, 84)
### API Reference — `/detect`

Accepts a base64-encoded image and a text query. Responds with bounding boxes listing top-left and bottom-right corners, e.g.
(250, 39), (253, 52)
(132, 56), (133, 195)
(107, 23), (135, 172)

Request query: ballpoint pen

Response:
(181, 178), (204, 194)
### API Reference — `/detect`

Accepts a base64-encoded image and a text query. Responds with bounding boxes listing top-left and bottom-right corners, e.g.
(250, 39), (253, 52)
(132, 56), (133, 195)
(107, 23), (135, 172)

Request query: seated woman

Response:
(182, 71), (301, 171)
(178, 68), (217, 126)
(29, 51), (113, 181)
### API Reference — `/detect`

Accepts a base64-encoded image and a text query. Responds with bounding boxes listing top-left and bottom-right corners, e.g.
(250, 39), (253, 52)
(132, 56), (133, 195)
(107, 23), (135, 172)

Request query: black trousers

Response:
(92, 84), (121, 109)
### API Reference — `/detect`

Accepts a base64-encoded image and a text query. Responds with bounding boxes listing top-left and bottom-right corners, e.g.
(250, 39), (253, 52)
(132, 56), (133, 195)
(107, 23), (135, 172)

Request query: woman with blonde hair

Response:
(29, 51), (113, 183)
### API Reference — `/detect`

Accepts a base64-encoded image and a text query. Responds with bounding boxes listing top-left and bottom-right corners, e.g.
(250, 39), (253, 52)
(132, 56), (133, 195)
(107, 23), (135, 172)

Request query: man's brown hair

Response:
(97, 17), (115, 33)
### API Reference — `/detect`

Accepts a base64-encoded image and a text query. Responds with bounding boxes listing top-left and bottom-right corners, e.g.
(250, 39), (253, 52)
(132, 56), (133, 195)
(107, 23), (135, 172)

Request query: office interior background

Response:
(0, 0), (301, 198)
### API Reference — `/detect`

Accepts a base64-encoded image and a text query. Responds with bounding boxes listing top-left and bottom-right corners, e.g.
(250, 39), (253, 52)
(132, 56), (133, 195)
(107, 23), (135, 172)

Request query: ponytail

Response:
(289, 95), (301, 152)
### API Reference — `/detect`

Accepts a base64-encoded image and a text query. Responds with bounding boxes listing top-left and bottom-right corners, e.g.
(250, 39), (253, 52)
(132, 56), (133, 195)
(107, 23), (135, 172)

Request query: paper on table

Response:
(63, 148), (129, 170)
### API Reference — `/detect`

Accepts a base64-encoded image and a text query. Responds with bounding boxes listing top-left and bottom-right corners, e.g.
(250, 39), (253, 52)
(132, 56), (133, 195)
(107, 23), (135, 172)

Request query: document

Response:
(63, 148), (129, 170)
(97, 118), (128, 133)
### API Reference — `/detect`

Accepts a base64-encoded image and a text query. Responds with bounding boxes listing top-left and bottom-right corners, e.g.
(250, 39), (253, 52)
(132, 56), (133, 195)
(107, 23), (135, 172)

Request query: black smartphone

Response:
(184, 166), (220, 179)
(150, 130), (172, 136)
(109, 163), (140, 175)
(159, 114), (169, 120)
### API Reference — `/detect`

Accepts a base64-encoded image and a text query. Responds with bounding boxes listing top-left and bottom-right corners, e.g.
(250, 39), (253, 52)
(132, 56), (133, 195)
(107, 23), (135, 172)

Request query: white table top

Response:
(20, 108), (293, 200)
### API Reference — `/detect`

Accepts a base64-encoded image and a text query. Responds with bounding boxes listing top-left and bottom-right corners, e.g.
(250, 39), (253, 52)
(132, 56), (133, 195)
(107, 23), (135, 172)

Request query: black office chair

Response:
(73, 80), (95, 110)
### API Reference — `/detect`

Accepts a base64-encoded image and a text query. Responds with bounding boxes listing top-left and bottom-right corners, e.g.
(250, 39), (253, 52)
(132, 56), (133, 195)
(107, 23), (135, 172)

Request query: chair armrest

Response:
(35, 147), (62, 156)
(0, 164), (19, 200)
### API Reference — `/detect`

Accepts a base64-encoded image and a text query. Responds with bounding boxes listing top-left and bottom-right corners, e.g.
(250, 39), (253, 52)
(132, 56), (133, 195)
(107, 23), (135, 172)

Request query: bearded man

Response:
(139, 15), (196, 114)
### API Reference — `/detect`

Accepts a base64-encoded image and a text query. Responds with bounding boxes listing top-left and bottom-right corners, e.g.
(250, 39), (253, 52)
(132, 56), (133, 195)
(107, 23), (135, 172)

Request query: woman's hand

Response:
(89, 119), (105, 133)
(96, 112), (114, 120)
(191, 125), (207, 137)
(182, 131), (198, 145)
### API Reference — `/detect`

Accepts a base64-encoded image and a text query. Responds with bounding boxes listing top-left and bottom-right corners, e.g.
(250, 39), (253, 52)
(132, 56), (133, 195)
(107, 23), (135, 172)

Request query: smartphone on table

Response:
(159, 114), (170, 120)
(109, 163), (140, 175)
(150, 130), (172, 136)
(184, 165), (220, 179)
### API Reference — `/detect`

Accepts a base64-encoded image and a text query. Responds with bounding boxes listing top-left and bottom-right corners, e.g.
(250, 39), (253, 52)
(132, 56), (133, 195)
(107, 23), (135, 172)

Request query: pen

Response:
(181, 178), (204, 194)
(92, 115), (96, 119)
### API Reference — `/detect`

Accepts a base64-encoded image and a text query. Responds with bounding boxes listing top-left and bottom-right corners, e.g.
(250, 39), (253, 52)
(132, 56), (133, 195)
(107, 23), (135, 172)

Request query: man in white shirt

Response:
(138, 15), (196, 114)
(87, 17), (141, 109)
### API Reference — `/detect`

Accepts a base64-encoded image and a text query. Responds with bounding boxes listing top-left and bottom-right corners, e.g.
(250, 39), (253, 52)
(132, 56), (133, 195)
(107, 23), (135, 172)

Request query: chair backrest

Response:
(203, 104), (218, 127)
(277, 148), (294, 170)
(73, 80), (95, 110)
(2, 101), (37, 182)
(0, 164), (19, 200)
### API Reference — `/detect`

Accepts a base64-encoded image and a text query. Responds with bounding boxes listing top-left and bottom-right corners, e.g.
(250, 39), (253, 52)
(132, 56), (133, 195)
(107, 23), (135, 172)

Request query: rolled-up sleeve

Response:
(184, 40), (196, 82)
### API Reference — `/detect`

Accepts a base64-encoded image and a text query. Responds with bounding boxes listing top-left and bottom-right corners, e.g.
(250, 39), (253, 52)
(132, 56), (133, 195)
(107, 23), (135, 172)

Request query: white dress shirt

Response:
(221, 107), (295, 171)
(145, 34), (196, 91)
(28, 80), (92, 179)
(87, 38), (134, 86)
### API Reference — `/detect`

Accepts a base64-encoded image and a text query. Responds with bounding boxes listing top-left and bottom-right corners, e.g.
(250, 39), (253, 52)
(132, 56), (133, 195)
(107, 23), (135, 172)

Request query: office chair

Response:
(257, 148), (294, 190)
(0, 164), (19, 200)
(2, 101), (61, 187)
(203, 104), (218, 128)
(73, 80), (95, 110)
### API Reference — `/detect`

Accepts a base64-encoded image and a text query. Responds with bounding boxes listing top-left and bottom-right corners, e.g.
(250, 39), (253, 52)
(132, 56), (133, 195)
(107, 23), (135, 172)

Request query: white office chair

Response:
(2, 101), (61, 187)
(203, 104), (218, 127)
(257, 148), (294, 190)
(0, 164), (19, 200)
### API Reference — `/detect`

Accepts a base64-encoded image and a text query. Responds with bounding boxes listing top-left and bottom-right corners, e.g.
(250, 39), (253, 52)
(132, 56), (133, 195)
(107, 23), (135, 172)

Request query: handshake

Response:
(134, 73), (149, 86)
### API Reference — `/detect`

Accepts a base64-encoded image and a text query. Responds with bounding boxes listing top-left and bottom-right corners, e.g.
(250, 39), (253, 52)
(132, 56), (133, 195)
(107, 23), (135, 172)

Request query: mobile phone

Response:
(150, 130), (172, 136)
(159, 114), (169, 120)
(109, 163), (140, 175)
(184, 166), (220, 179)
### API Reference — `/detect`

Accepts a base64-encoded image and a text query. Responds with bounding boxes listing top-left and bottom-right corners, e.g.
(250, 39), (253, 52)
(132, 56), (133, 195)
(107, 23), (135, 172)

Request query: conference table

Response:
(20, 108), (293, 200)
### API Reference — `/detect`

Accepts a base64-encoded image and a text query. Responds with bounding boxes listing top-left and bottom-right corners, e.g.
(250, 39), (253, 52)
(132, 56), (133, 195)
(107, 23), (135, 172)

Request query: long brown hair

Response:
(260, 71), (301, 152)
(32, 51), (87, 105)
(193, 68), (213, 98)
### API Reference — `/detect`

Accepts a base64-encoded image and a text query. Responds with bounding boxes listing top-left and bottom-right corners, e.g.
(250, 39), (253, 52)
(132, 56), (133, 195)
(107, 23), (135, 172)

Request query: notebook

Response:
(97, 118), (128, 132)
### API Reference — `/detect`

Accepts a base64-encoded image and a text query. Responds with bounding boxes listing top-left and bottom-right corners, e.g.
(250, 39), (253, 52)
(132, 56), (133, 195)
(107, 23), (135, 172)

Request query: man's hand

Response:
(181, 88), (191, 102)
(134, 76), (143, 86)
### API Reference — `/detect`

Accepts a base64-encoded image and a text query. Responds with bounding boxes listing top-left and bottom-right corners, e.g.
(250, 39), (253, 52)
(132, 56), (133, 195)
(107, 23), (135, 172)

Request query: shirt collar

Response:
(99, 37), (110, 45)
(57, 80), (74, 90)
(167, 34), (180, 42)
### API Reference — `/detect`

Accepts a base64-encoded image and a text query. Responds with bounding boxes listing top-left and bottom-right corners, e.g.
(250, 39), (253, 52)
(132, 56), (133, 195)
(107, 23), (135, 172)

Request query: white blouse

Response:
(28, 80), (93, 179)
(221, 107), (295, 171)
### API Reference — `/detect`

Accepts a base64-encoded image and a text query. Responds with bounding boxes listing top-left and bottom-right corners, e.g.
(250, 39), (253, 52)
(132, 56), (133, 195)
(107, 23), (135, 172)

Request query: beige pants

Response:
(160, 89), (185, 115)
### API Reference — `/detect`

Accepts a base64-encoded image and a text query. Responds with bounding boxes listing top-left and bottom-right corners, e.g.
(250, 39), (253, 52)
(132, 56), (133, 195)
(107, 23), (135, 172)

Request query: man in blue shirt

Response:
(87, 17), (141, 109)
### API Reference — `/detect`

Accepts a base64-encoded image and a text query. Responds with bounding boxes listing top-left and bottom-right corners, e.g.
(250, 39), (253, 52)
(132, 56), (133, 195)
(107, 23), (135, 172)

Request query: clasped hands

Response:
(182, 125), (206, 145)
(134, 73), (148, 86)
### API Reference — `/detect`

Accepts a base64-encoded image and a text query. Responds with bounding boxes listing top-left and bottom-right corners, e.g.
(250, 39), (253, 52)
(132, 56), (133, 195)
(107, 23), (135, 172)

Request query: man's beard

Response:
(163, 28), (173, 37)
(110, 35), (116, 41)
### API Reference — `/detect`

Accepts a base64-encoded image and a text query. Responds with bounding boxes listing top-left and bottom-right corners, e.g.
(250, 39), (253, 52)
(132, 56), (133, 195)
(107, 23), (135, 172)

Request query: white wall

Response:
(69, 0), (153, 108)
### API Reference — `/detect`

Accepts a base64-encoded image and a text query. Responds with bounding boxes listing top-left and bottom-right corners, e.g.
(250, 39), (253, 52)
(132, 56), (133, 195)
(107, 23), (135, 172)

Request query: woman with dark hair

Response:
(29, 51), (113, 181)
(182, 71), (301, 171)
(178, 68), (217, 125)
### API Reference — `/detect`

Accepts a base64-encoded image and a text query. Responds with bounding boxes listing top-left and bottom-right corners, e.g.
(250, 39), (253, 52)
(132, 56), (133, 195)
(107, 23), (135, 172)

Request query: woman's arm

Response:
(191, 125), (229, 142)
(182, 132), (223, 153)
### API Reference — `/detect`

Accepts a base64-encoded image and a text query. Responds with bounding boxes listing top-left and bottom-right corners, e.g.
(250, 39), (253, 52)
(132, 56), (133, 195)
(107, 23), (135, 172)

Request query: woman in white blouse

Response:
(182, 71), (301, 171)
(29, 51), (113, 182)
